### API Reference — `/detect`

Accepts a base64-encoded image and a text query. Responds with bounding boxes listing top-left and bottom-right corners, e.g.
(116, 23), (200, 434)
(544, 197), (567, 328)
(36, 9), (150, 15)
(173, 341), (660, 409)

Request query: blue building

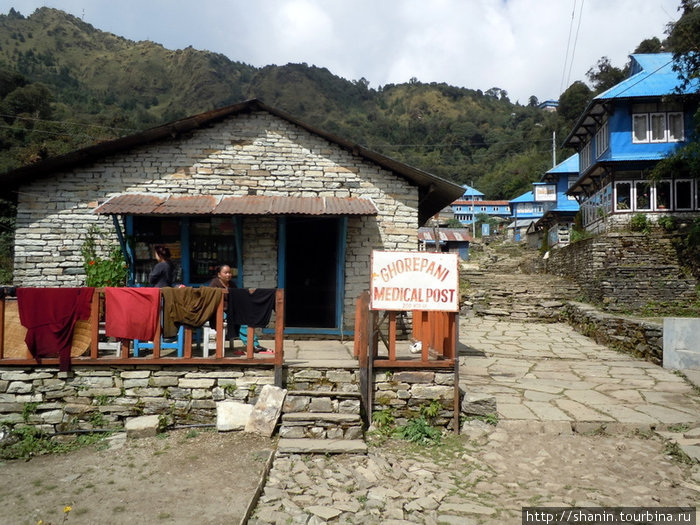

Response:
(508, 190), (544, 241)
(532, 154), (581, 248)
(452, 185), (511, 229)
(565, 53), (700, 232)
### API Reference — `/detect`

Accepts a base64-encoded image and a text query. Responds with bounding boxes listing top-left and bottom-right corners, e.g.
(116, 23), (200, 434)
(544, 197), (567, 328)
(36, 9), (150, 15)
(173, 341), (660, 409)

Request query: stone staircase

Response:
(462, 246), (583, 322)
(277, 368), (368, 455)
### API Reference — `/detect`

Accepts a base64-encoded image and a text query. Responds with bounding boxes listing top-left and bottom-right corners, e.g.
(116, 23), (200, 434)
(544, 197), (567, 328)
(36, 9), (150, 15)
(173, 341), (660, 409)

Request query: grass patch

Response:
(0, 427), (108, 460)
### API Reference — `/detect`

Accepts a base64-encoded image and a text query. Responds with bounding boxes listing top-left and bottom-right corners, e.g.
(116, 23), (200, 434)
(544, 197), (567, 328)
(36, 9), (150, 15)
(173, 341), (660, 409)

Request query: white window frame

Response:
(595, 119), (609, 157)
(668, 112), (684, 142)
(633, 114), (649, 143)
(634, 181), (653, 211)
(580, 142), (592, 171)
(655, 180), (672, 210)
(650, 112), (667, 142)
(674, 179), (694, 210)
(614, 181), (632, 212)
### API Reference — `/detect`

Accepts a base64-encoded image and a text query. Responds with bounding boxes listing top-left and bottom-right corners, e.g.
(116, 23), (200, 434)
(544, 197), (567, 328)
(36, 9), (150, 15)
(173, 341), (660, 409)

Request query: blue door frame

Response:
(277, 216), (349, 336)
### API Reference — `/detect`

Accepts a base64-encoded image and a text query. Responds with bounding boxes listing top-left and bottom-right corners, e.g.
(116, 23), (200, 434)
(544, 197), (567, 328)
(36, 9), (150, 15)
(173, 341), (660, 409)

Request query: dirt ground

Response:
(2, 426), (698, 525)
(0, 429), (275, 525)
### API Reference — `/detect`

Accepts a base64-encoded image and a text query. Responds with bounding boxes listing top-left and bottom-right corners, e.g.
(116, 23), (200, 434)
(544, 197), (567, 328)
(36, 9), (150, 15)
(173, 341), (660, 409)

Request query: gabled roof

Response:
(545, 153), (579, 176)
(0, 99), (463, 225)
(564, 53), (699, 147)
(510, 191), (534, 204)
(460, 184), (484, 197)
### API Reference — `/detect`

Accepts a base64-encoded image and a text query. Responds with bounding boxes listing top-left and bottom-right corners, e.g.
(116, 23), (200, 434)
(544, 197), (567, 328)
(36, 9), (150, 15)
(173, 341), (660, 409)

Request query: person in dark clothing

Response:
(149, 245), (175, 288)
(208, 264), (271, 353)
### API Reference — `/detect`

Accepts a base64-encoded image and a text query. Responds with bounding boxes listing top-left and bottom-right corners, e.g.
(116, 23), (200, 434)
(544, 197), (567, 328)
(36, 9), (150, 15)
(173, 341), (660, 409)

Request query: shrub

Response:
(630, 213), (650, 233)
(80, 225), (128, 287)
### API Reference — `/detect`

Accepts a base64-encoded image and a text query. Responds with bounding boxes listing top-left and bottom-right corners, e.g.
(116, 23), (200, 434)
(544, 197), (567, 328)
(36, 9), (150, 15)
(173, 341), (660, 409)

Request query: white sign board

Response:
(534, 184), (557, 202)
(370, 251), (459, 312)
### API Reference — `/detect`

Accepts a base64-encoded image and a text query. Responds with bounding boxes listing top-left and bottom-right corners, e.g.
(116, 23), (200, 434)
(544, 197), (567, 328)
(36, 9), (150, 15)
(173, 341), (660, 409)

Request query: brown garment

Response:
(160, 287), (222, 338)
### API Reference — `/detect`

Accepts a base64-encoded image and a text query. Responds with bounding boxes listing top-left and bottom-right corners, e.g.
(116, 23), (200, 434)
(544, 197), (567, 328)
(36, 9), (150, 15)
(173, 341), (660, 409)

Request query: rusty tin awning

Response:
(94, 193), (379, 216)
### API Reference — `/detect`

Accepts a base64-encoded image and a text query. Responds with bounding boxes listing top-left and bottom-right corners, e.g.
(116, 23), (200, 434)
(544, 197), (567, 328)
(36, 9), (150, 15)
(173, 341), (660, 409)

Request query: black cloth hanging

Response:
(226, 288), (276, 327)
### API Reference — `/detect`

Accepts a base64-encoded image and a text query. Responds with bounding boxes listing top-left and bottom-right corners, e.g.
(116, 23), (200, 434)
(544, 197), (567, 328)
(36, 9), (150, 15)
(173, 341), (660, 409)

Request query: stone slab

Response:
(245, 384), (287, 437)
(663, 318), (700, 370)
(216, 400), (253, 432)
(277, 438), (367, 454)
(125, 415), (159, 439)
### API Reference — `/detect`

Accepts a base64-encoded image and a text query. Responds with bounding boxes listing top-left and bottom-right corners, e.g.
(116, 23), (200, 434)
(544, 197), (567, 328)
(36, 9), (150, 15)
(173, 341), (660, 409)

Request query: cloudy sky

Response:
(9, 0), (682, 103)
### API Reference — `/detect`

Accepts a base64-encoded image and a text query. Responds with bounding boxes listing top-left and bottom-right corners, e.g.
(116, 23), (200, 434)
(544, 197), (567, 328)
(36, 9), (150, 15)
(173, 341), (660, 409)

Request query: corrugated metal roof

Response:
(565, 53), (699, 147)
(417, 227), (471, 242)
(452, 200), (510, 206)
(94, 193), (378, 216)
(546, 153), (579, 175)
(510, 191), (534, 204)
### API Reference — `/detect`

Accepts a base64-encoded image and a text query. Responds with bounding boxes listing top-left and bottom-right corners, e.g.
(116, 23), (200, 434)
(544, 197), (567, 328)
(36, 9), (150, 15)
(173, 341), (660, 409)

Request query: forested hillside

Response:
(0, 6), (677, 199)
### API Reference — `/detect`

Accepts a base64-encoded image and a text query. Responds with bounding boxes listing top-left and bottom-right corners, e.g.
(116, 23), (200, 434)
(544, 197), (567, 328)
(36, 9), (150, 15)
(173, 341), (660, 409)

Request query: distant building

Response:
(537, 100), (558, 112)
(417, 227), (471, 260)
(532, 154), (580, 249)
(452, 199), (511, 227)
(508, 191), (544, 241)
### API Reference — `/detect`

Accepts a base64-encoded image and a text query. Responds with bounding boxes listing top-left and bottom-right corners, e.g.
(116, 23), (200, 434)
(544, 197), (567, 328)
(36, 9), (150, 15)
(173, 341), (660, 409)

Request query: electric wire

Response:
(565, 0), (585, 90)
(560, 0), (578, 95)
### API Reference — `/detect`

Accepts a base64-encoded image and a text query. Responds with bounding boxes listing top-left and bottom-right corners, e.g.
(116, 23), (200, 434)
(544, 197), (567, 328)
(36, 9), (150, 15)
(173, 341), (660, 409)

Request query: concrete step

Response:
(277, 438), (367, 455)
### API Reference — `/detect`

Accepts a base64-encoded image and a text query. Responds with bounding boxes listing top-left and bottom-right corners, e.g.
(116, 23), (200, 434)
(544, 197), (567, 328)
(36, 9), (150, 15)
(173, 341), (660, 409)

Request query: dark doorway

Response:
(284, 217), (339, 328)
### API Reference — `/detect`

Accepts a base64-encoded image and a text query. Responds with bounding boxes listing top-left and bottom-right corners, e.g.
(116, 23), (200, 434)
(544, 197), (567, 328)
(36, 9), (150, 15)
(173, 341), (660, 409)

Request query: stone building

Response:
(2, 99), (463, 336)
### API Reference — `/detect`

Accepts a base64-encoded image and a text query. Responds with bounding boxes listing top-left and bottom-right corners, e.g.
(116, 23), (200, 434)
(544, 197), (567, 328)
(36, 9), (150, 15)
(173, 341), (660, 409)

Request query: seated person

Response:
(208, 265), (271, 354)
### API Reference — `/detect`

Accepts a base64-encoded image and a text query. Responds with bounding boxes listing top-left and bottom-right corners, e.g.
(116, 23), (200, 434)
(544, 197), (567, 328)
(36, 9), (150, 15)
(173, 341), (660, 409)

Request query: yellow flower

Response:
(64, 505), (72, 513)
(37, 521), (43, 525)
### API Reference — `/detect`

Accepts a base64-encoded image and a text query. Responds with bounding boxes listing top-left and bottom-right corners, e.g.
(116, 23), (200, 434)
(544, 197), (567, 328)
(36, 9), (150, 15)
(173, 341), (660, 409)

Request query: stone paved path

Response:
(459, 318), (700, 431)
(249, 317), (700, 524)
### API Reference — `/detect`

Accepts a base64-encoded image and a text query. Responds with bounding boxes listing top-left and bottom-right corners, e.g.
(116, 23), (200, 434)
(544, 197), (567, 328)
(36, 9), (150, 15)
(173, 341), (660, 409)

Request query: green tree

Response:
(586, 57), (626, 94)
(557, 81), (593, 128)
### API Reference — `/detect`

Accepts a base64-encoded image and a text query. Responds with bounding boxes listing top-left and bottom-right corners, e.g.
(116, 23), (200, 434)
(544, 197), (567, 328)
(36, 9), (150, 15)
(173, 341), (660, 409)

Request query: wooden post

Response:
(274, 289), (284, 386)
(215, 293), (224, 358)
(90, 289), (100, 358)
(388, 311), (396, 361)
(0, 296), (5, 360)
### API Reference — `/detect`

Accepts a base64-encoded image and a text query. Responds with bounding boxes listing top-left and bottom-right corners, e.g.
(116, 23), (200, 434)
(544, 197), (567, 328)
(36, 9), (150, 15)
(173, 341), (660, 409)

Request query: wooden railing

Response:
(0, 288), (284, 372)
(354, 290), (460, 429)
(354, 291), (457, 368)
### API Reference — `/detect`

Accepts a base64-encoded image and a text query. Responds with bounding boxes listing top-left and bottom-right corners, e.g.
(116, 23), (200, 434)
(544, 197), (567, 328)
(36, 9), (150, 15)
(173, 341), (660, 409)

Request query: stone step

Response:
(283, 393), (362, 415)
(281, 412), (361, 424)
(286, 389), (361, 398)
(277, 438), (367, 455)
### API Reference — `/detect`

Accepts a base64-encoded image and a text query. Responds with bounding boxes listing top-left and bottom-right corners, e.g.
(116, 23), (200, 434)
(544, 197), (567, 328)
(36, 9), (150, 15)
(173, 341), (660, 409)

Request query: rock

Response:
(245, 384), (287, 437)
(216, 400), (253, 431)
(461, 392), (497, 416)
(125, 415), (159, 439)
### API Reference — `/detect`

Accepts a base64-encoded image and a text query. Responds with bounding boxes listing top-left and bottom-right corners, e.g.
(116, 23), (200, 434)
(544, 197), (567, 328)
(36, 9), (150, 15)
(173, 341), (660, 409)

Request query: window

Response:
(668, 113), (684, 141)
(656, 181), (671, 209)
(650, 113), (666, 142)
(633, 114), (649, 142)
(635, 182), (652, 210)
(675, 179), (693, 210)
(580, 142), (592, 171)
(633, 110), (684, 143)
(595, 119), (609, 157)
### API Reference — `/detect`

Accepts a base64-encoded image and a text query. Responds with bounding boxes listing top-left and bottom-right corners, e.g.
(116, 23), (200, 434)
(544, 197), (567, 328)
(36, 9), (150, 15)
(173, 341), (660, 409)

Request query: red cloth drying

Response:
(16, 287), (94, 371)
(104, 287), (160, 341)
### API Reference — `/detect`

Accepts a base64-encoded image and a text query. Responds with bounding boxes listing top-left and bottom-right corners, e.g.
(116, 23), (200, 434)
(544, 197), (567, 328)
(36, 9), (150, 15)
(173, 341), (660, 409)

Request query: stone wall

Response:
(0, 366), (275, 433)
(541, 231), (697, 312)
(13, 111), (421, 330)
(0, 364), (459, 433)
(373, 370), (457, 429)
(563, 302), (663, 365)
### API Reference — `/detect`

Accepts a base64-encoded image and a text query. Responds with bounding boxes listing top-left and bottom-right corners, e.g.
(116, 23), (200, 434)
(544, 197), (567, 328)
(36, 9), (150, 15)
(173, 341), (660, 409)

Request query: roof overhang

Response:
(93, 193), (379, 216)
(2, 99), (462, 226)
